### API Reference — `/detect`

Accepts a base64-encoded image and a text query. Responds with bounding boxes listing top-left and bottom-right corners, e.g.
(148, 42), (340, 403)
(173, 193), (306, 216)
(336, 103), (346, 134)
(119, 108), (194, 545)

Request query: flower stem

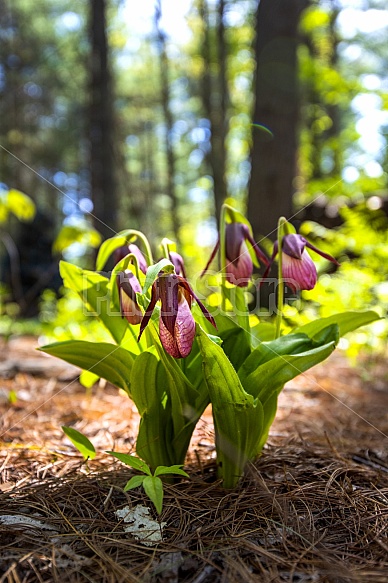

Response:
(275, 217), (286, 339)
(220, 204), (227, 312)
(128, 230), (154, 266)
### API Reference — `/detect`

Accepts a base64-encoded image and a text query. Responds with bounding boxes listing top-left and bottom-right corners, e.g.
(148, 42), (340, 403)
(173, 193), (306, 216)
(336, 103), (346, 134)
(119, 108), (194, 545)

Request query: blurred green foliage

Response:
(293, 204), (388, 355)
(0, 0), (387, 357)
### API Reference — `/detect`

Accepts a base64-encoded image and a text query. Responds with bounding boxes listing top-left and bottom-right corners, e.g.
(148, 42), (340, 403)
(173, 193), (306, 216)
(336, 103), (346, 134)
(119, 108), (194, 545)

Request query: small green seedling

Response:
(62, 426), (96, 460)
(107, 451), (189, 515)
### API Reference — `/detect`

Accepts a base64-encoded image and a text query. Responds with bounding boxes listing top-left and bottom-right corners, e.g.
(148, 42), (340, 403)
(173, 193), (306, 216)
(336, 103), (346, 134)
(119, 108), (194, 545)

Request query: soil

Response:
(0, 336), (387, 583)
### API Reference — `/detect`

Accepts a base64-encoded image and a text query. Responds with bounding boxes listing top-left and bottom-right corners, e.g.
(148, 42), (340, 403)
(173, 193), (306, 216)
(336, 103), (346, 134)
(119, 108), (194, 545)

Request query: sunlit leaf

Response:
(107, 452), (152, 475)
(142, 258), (174, 296)
(62, 426), (96, 460)
(53, 224), (101, 254)
(142, 476), (164, 515)
(124, 475), (146, 491)
(294, 310), (380, 339)
(39, 340), (134, 394)
(154, 465), (189, 478)
(59, 261), (127, 344)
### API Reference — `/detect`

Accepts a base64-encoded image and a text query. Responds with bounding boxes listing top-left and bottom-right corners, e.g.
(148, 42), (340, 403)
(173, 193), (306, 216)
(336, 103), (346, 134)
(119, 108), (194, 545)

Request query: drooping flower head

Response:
(138, 273), (216, 358)
(168, 251), (187, 278)
(260, 233), (339, 292)
(201, 222), (269, 287)
(114, 243), (148, 274)
(117, 270), (143, 325)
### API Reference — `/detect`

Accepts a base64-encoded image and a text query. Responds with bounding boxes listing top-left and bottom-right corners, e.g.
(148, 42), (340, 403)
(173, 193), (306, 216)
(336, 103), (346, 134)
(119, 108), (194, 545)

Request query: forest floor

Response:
(0, 336), (387, 583)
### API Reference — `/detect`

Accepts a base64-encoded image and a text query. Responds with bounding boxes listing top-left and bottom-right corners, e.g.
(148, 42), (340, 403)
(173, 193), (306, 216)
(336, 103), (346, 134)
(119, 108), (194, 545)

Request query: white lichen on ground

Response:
(115, 505), (166, 546)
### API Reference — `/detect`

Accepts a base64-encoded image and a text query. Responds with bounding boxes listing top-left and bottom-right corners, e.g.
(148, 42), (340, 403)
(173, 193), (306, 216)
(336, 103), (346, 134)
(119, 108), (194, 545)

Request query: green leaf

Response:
(59, 261), (127, 344)
(154, 465), (189, 478)
(142, 258), (174, 296)
(131, 350), (176, 470)
(124, 475), (146, 491)
(95, 228), (151, 271)
(39, 340), (134, 394)
(53, 224), (101, 254)
(238, 327), (339, 395)
(195, 307), (251, 369)
(62, 426), (96, 460)
(96, 234), (130, 272)
(222, 285), (250, 333)
(243, 341), (336, 400)
(0, 189), (35, 223)
(249, 322), (276, 345)
(239, 333), (318, 383)
(79, 370), (100, 389)
(106, 452), (152, 475)
(142, 476), (164, 515)
(146, 325), (208, 466)
(294, 310), (380, 339)
(196, 325), (264, 488)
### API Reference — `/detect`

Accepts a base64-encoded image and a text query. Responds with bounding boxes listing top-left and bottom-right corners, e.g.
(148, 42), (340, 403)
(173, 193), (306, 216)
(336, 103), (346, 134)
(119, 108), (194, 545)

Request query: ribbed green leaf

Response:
(96, 234), (130, 271)
(243, 341), (336, 400)
(294, 310), (380, 339)
(131, 350), (176, 469)
(39, 340), (133, 394)
(59, 261), (127, 344)
(196, 325), (264, 488)
(142, 476), (164, 515)
(107, 452), (151, 475)
(124, 475), (146, 491)
(154, 465), (189, 478)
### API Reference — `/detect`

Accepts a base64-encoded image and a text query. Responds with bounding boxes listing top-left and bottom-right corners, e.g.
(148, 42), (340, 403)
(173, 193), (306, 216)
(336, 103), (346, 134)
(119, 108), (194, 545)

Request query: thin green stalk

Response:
(275, 217), (286, 339)
(128, 229), (154, 266)
(220, 204), (227, 312)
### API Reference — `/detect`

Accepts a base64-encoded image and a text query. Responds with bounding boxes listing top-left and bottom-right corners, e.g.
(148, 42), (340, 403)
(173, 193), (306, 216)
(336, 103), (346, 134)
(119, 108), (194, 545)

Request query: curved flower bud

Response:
(117, 270), (143, 325)
(114, 243), (148, 274)
(260, 233), (339, 292)
(201, 222), (268, 287)
(138, 273), (216, 358)
(168, 251), (187, 278)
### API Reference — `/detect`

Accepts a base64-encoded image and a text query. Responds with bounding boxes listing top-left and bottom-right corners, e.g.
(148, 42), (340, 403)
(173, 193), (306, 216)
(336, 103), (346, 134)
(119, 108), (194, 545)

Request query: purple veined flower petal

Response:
(282, 234), (306, 259)
(158, 273), (180, 337)
(169, 251), (187, 278)
(304, 240), (340, 266)
(225, 240), (253, 287)
(114, 245), (130, 265)
(282, 249), (317, 292)
(159, 290), (195, 358)
(138, 281), (160, 341)
(225, 223), (246, 263)
(117, 271), (143, 324)
(119, 293), (143, 324)
(128, 244), (148, 274)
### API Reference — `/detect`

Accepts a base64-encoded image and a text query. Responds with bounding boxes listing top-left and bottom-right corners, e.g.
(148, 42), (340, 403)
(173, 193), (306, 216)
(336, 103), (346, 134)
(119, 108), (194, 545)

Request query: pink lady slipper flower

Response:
(138, 273), (216, 358)
(201, 223), (269, 287)
(261, 233), (339, 292)
(117, 271), (143, 325)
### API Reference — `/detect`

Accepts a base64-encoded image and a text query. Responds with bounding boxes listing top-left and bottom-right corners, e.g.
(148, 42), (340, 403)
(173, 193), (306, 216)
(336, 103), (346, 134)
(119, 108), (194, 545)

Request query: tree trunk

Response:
(248, 0), (309, 241)
(198, 0), (228, 224)
(155, 1), (180, 243)
(89, 0), (117, 240)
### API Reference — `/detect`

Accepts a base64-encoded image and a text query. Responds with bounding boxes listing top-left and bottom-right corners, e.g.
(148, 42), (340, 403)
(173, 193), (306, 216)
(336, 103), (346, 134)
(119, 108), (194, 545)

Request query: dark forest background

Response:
(0, 0), (387, 350)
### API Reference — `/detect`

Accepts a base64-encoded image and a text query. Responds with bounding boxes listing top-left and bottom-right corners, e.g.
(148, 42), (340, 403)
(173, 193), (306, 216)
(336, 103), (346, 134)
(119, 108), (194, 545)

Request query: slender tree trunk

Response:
(89, 0), (117, 240)
(155, 2), (180, 243)
(198, 0), (229, 224)
(248, 0), (309, 241)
